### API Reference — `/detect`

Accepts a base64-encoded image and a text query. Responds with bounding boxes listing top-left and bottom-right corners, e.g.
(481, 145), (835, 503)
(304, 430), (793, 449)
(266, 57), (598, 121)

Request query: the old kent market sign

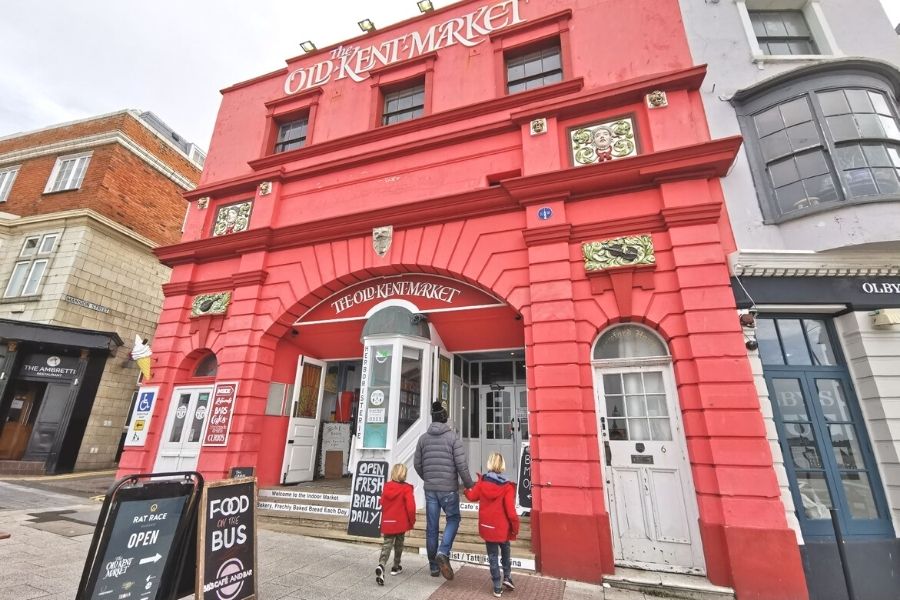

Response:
(284, 0), (526, 94)
(297, 274), (504, 323)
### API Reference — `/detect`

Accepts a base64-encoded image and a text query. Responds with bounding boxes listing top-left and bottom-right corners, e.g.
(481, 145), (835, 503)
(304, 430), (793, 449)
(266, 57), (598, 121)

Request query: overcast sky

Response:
(1, 1), (898, 151)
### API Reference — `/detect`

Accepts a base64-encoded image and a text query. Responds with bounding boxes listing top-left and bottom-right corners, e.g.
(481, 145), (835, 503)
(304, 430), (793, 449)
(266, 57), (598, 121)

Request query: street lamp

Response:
(358, 19), (376, 33)
(299, 41), (317, 53)
(417, 1), (434, 13)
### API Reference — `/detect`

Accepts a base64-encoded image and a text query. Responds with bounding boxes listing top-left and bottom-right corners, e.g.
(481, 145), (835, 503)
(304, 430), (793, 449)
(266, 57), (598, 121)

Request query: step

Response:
(259, 518), (536, 572)
(603, 568), (735, 600)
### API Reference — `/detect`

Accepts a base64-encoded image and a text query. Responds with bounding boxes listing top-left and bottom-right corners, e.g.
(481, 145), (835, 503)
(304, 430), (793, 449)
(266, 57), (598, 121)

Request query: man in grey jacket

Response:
(414, 400), (474, 580)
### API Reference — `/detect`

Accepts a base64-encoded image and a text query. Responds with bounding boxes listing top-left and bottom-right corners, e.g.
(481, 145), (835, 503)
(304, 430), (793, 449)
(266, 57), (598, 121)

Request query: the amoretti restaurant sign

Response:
(284, 0), (526, 94)
(298, 274), (504, 323)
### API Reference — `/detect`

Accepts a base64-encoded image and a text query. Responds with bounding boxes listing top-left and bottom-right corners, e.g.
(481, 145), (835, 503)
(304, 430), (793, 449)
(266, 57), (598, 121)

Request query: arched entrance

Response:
(592, 324), (705, 574)
(275, 274), (526, 492)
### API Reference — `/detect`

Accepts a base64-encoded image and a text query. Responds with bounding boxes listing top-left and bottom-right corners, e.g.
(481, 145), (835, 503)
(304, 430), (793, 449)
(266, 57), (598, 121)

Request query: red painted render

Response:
(118, 1), (809, 597)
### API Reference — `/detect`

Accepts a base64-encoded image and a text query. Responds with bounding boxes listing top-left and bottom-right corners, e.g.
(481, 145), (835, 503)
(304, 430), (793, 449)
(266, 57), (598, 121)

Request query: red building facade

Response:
(118, 1), (808, 596)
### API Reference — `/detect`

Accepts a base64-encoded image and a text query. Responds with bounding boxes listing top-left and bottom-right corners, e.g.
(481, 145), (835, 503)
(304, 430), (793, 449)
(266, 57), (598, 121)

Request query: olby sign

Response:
(284, 0), (526, 94)
(299, 274), (504, 323)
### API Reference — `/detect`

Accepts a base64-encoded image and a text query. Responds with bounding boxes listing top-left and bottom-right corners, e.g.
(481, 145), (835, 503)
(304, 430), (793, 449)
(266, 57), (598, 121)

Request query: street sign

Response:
(125, 386), (159, 447)
(198, 478), (258, 600)
(347, 460), (387, 538)
(516, 442), (532, 513)
(77, 473), (202, 600)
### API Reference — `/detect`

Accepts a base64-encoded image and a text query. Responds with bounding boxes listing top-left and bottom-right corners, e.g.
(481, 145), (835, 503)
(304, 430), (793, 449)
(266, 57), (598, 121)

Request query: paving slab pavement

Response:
(0, 479), (653, 599)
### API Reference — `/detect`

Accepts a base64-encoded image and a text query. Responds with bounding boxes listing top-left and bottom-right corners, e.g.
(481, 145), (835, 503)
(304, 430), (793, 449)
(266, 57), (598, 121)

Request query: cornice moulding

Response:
(730, 250), (900, 277)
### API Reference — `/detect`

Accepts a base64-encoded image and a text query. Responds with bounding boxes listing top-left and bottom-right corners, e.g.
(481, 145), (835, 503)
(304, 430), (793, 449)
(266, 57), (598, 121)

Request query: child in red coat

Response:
(376, 463), (416, 585)
(464, 452), (520, 597)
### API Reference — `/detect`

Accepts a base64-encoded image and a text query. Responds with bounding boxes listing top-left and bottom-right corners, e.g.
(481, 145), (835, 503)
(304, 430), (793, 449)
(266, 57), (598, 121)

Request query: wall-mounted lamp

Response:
(358, 19), (376, 32)
(489, 383), (505, 392)
(291, 328), (299, 337)
(417, 0), (435, 13)
(300, 41), (317, 53)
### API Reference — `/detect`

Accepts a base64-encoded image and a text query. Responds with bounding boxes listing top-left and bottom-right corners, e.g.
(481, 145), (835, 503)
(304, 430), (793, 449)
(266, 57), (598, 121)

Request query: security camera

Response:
(410, 313), (428, 324)
(745, 339), (759, 351)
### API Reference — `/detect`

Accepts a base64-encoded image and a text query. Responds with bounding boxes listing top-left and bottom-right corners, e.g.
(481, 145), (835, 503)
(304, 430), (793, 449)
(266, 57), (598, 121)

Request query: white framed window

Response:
(4, 233), (59, 298)
(44, 152), (92, 193)
(736, 0), (840, 63)
(0, 166), (20, 202)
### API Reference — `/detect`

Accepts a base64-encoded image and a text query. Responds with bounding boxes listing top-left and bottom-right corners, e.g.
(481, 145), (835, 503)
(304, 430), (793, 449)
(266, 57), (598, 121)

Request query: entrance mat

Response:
(429, 566), (565, 600)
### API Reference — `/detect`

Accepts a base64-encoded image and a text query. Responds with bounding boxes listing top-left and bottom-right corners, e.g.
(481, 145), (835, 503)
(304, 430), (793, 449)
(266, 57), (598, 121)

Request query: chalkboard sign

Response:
(516, 442), (532, 511)
(198, 478), (258, 600)
(229, 466), (255, 478)
(77, 474), (201, 600)
(347, 460), (387, 538)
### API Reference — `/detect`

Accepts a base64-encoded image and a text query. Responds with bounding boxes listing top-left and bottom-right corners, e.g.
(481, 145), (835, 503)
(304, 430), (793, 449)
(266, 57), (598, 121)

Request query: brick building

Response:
(0, 110), (203, 474)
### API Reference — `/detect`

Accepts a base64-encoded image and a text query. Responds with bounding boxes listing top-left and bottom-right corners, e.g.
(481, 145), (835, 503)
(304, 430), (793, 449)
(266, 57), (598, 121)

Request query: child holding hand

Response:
(376, 463), (416, 585)
(465, 452), (520, 597)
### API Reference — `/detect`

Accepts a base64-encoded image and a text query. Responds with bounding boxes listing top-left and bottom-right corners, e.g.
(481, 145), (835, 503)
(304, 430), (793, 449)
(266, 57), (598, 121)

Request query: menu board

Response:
(516, 442), (532, 512)
(198, 478), (257, 600)
(203, 382), (239, 446)
(347, 460), (387, 538)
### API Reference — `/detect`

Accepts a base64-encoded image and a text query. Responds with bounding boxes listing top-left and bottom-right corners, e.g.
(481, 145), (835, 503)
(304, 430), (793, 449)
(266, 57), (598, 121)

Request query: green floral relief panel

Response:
(191, 292), (232, 318)
(570, 117), (638, 166)
(582, 234), (655, 272)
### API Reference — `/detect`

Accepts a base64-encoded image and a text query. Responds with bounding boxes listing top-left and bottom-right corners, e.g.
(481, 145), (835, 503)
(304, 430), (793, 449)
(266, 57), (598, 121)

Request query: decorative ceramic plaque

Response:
(570, 117), (638, 167)
(212, 200), (252, 236)
(191, 292), (232, 317)
(582, 234), (655, 271)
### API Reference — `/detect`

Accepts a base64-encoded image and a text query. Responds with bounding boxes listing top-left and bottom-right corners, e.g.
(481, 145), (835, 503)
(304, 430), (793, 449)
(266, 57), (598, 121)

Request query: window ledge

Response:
(0, 296), (40, 305)
(751, 54), (839, 64)
(762, 195), (900, 225)
(42, 188), (81, 196)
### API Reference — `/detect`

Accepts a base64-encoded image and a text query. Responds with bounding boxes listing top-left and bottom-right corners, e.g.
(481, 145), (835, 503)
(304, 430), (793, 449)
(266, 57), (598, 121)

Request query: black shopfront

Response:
(0, 319), (122, 474)
(733, 276), (900, 600)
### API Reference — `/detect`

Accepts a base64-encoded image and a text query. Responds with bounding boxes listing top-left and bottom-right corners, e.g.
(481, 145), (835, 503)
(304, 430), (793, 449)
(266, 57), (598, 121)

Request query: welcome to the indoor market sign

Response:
(284, 0), (527, 94)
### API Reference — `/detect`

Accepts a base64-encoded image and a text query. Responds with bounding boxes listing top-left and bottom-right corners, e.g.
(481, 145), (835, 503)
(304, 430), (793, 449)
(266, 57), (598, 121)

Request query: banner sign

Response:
(198, 478), (257, 600)
(284, 0), (526, 95)
(298, 274), (504, 324)
(347, 460), (387, 538)
(125, 387), (160, 447)
(516, 442), (532, 513)
(203, 382), (239, 446)
(20, 353), (79, 381)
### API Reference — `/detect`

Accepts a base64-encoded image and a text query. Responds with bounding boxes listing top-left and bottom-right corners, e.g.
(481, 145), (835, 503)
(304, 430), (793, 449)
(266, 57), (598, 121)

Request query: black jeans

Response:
(379, 533), (405, 568)
(485, 541), (511, 589)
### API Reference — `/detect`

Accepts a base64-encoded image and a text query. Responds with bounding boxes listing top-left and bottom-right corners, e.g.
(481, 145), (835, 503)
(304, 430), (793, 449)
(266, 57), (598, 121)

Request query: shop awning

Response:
(0, 319), (124, 354)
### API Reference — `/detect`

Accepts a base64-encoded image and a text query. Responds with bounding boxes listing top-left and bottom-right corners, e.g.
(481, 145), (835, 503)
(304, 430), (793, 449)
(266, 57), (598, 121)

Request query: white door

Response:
(281, 356), (326, 484)
(154, 386), (212, 472)
(597, 366), (705, 574)
(480, 387), (520, 476)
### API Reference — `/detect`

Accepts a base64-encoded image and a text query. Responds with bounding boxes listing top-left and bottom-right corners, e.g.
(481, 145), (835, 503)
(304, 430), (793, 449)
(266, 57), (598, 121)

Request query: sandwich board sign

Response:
(347, 460), (387, 538)
(516, 441), (532, 515)
(197, 477), (258, 600)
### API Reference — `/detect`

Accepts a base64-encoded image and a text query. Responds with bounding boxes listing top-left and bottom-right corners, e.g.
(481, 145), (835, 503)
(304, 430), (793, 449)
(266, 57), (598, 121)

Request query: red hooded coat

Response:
(380, 481), (416, 535)
(464, 474), (520, 543)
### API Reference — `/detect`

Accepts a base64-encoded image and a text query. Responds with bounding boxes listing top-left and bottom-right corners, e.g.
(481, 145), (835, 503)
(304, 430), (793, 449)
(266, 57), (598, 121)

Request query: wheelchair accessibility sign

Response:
(125, 386), (160, 447)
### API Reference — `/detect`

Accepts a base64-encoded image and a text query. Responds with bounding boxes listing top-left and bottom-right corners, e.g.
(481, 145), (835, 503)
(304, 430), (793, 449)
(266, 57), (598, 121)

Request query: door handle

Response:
(287, 440), (294, 444)
(604, 441), (612, 466)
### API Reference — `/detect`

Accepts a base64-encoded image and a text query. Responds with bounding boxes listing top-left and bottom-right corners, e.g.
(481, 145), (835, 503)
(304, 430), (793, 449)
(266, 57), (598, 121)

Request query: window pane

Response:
(797, 471), (833, 519)
(761, 131), (792, 161)
(775, 181), (808, 214)
(803, 175), (838, 204)
(397, 347), (422, 438)
(21, 237), (39, 257)
(482, 361), (513, 385)
(187, 393), (210, 442)
(862, 144), (891, 167)
(507, 63), (524, 82)
(629, 418), (651, 441)
(39, 235), (58, 254)
(846, 89), (874, 114)
(873, 168), (900, 194)
(787, 40), (814, 55)
(646, 394), (667, 417)
(606, 395), (625, 418)
(856, 114), (884, 138)
(869, 92), (891, 116)
(649, 418), (672, 441)
(779, 319), (813, 365)
(762, 14), (788, 36)
(787, 122), (819, 150)
(168, 394), (192, 443)
(814, 378), (852, 422)
(643, 372), (664, 394)
(296, 364), (323, 418)
(542, 50), (561, 71)
(770, 158), (801, 187)
(785, 422), (823, 469)
(603, 374), (623, 395)
(845, 169), (878, 197)
(781, 11), (810, 35)
(623, 372), (643, 394)
(829, 423), (865, 470)
(827, 115), (859, 141)
(750, 13), (767, 36)
(755, 107), (784, 137)
(820, 91), (850, 116)
(795, 151), (829, 179)
(22, 260), (47, 295)
(608, 418), (627, 440)
(767, 42), (790, 56)
(757, 319), (784, 365)
(626, 395), (646, 417)
(834, 144), (866, 170)
(4, 262), (30, 297)
(780, 98), (811, 127)
(771, 378), (810, 421)
(841, 472), (879, 519)
(880, 115), (900, 140)
(802, 319), (837, 366)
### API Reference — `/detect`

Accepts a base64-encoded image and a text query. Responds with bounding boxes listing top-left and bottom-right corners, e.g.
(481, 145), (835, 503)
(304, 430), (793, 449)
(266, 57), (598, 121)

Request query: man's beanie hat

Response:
(431, 401), (445, 415)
